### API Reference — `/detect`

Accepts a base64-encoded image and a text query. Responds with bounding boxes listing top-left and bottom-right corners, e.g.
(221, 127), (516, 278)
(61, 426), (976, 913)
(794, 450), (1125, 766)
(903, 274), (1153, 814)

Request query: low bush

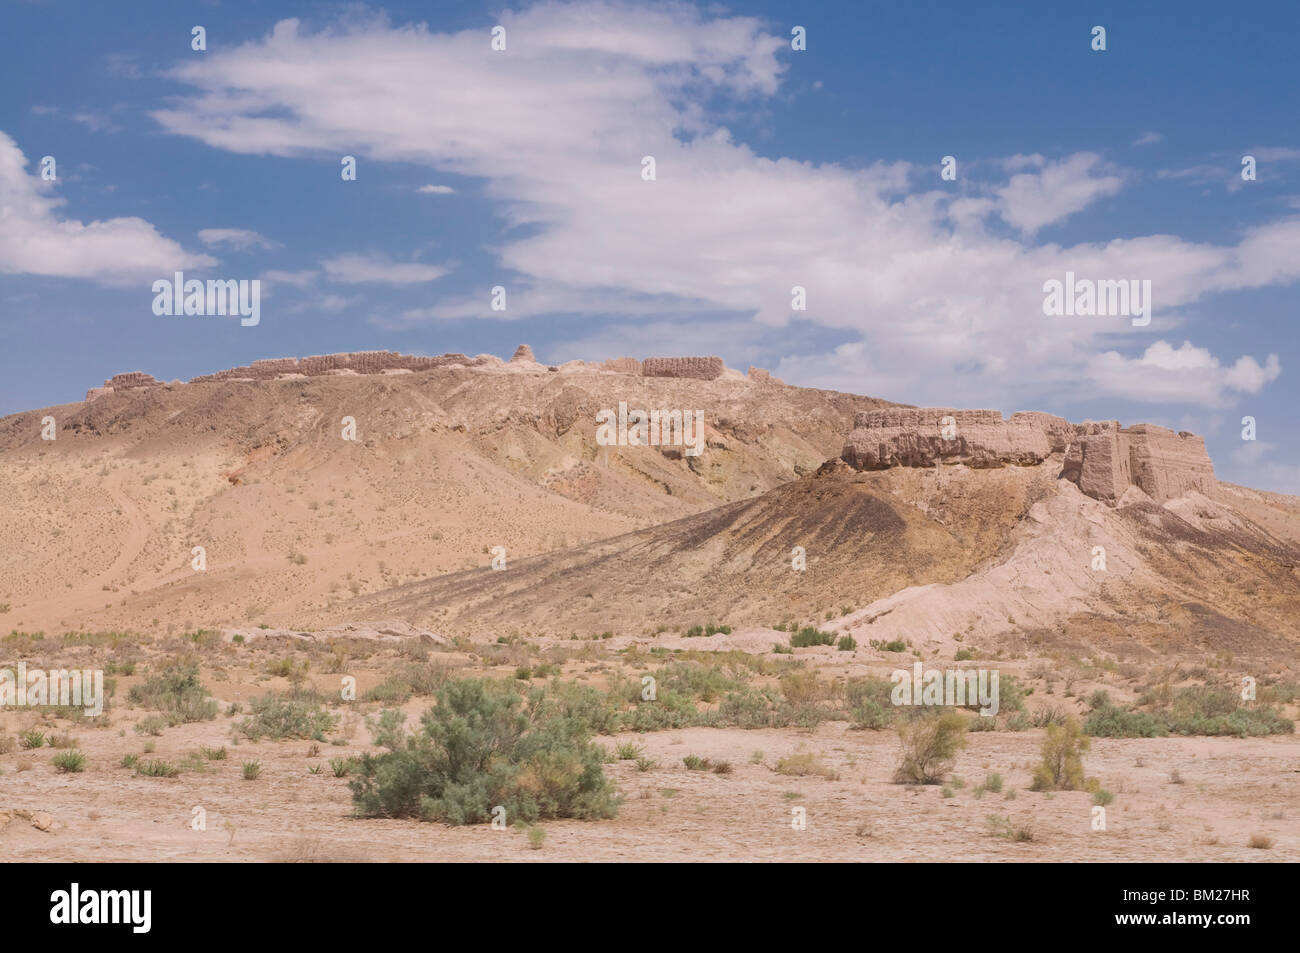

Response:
(239, 692), (337, 741)
(127, 663), (217, 722)
(893, 711), (967, 784)
(349, 678), (618, 826)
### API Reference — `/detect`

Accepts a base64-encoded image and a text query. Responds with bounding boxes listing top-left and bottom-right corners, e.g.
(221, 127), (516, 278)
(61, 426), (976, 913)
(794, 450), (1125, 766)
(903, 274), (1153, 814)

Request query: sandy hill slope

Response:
(0, 358), (896, 633)
(331, 455), (1300, 661)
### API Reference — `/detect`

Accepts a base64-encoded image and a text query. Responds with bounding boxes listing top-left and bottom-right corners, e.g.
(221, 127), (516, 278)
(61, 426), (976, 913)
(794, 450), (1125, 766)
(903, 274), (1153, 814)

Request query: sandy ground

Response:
(4, 716), (1296, 862)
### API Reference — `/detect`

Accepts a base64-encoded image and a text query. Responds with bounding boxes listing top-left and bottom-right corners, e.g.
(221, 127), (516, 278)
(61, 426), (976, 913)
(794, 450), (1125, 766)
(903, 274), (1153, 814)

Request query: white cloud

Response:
(993, 153), (1124, 235)
(1086, 341), (1281, 407)
(198, 227), (278, 250)
(0, 130), (214, 284)
(1132, 131), (1162, 147)
(417, 184), (456, 194)
(321, 252), (448, 284)
(259, 268), (317, 289)
(148, 3), (1297, 410)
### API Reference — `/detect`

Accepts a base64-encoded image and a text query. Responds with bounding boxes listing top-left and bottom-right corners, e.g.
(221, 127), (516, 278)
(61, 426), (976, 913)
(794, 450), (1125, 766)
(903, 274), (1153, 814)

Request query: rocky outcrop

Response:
(511, 344), (536, 362)
(842, 408), (1073, 470)
(1061, 421), (1217, 503)
(642, 356), (725, 380)
(748, 366), (785, 385)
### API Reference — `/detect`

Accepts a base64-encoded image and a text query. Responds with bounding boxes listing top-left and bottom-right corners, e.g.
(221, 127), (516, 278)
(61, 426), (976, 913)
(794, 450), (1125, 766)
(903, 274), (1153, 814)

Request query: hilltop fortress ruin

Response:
(841, 408), (1217, 505)
(84, 348), (758, 401)
(83, 348), (1217, 507)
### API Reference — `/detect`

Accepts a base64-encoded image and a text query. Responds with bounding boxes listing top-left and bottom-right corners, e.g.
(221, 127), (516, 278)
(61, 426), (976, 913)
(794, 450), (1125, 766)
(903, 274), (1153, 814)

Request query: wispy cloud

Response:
(198, 227), (278, 250)
(321, 252), (448, 284)
(135, 3), (1300, 409)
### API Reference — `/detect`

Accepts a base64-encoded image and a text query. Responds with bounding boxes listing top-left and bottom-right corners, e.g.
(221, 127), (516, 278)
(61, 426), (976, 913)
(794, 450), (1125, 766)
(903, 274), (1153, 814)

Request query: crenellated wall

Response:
(841, 408), (1073, 470)
(642, 356), (725, 380)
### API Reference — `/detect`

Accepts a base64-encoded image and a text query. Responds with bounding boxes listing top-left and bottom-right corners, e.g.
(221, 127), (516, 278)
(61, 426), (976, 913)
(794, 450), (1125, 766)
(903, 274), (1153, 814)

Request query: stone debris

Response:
(0, 809), (55, 832)
(747, 366), (784, 385)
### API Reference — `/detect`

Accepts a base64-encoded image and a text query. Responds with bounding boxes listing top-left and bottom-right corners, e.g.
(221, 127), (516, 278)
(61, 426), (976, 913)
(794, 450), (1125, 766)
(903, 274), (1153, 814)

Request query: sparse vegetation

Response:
(1030, 718), (1096, 792)
(239, 692), (337, 741)
(893, 712), (967, 785)
(348, 678), (618, 826)
(789, 627), (835, 648)
(127, 663), (218, 723)
(52, 750), (86, 773)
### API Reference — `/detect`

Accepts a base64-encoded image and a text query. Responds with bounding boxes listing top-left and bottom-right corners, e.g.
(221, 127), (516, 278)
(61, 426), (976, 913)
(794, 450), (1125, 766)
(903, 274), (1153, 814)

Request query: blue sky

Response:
(2, 0), (1298, 491)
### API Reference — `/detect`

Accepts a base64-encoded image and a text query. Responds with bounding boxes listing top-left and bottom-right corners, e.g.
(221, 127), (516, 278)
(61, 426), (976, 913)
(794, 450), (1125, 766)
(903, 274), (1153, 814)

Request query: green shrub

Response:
(200, 745), (227, 760)
(239, 692), (337, 741)
(127, 663), (217, 722)
(790, 627), (835, 648)
(364, 661), (457, 703)
(682, 755), (711, 770)
(846, 678), (896, 730)
(1085, 685), (1292, 738)
(1031, 718), (1095, 792)
(870, 639), (907, 653)
(331, 756), (360, 778)
(893, 712), (967, 784)
(349, 678), (618, 826)
(1085, 702), (1168, 737)
(18, 729), (46, 749)
(136, 759), (180, 778)
(836, 635), (857, 651)
(53, 750), (86, 773)
(242, 761), (262, 780)
(986, 814), (1034, 842)
(133, 716), (169, 737)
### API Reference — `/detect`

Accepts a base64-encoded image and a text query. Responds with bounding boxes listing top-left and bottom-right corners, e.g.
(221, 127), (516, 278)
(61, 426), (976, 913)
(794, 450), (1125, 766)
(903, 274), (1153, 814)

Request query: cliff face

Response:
(842, 409), (1218, 505)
